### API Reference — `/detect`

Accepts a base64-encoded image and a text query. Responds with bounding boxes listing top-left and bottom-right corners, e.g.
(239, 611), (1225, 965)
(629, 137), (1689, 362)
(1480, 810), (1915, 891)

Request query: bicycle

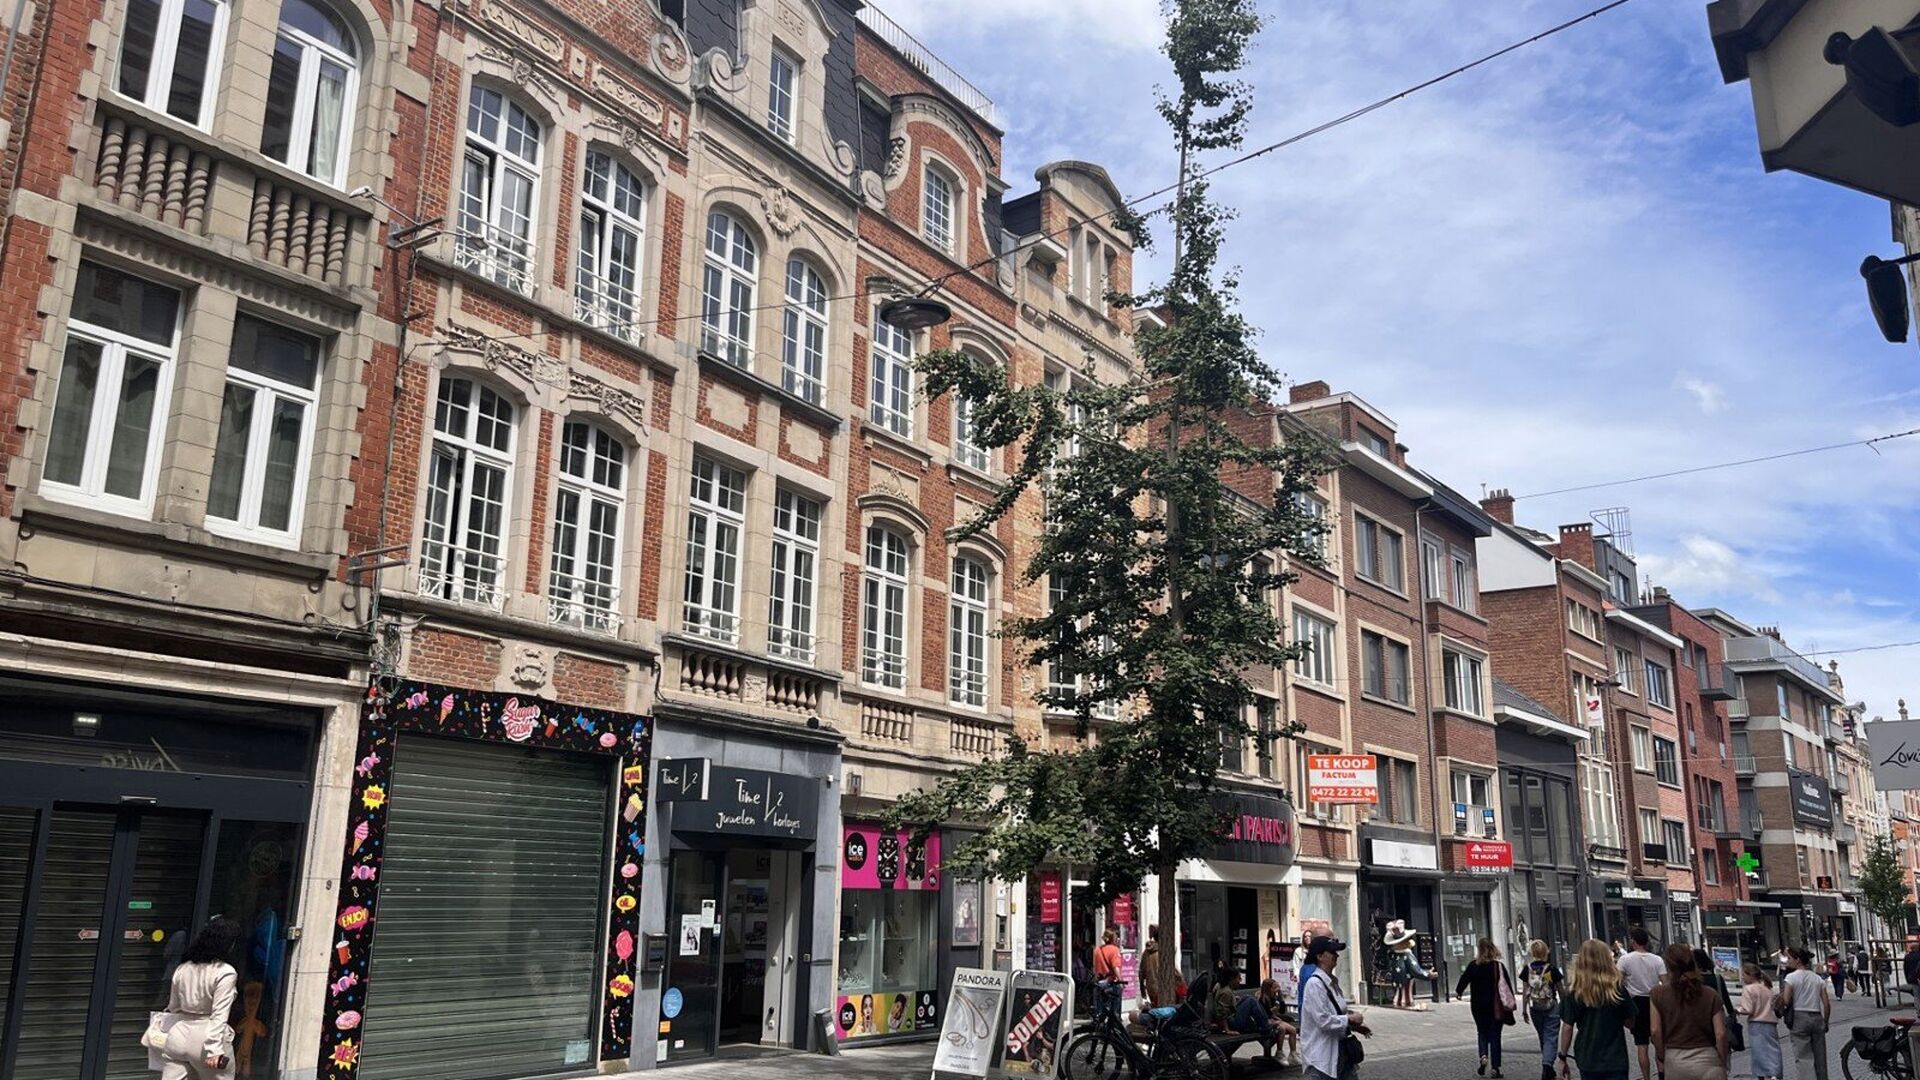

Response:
(1061, 1002), (1230, 1080)
(1841, 1015), (1918, 1080)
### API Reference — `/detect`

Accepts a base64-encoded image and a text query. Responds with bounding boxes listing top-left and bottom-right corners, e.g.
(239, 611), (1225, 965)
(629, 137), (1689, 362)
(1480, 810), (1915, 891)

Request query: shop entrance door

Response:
(662, 847), (799, 1062)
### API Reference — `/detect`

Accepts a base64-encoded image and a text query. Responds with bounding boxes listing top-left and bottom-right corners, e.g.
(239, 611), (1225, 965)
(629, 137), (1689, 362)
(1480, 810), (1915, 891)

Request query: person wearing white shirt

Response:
(1299, 936), (1368, 1080)
(1778, 948), (1832, 1080)
(1617, 928), (1667, 1080)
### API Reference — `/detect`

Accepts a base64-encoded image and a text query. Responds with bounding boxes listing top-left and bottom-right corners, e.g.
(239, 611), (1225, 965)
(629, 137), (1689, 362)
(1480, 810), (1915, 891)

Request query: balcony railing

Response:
(1832, 770), (1852, 794)
(856, 3), (999, 125)
(455, 221), (536, 297)
(1724, 635), (1834, 693)
(1589, 843), (1628, 864)
(1729, 699), (1751, 720)
(674, 638), (827, 716)
(1734, 753), (1756, 775)
(682, 603), (741, 645)
(575, 269), (641, 344)
(547, 573), (620, 634)
(417, 542), (506, 610)
(766, 626), (816, 666)
(1838, 821), (1859, 843)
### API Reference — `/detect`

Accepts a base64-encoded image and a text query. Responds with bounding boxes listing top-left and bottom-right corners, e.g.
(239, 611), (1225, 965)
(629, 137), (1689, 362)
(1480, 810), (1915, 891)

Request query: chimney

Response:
(1758, 625), (1783, 642)
(1555, 523), (1597, 572)
(1902, 699), (1910, 723)
(1289, 380), (1331, 404)
(1480, 488), (1514, 525)
(1651, 585), (1670, 603)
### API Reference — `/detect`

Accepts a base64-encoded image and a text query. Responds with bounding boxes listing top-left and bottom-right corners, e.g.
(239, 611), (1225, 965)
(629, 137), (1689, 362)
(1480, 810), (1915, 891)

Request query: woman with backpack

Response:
(1458, 938), (1517, 1078)
(1523, 940), (1566, 1080)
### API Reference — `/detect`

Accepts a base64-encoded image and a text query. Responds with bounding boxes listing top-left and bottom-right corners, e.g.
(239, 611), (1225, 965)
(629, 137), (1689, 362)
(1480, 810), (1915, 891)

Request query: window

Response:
(1291, 609), (1336, 687)
(1450, 551), (1475, 613)
(1784, 734), (1797, 770)
(1219, 723), (1244, 774)
(419, 377), (515, 607)
(1796, 846), (1810, 882)
(1777, 682), (1790, 721)
(701, 212), (758, 366)
(1443, 649), (1484, 716)
(116, 0), (225, 126)
(949, 556), (990, 708)
(1354, 514), (1404, 591)
(43, 263), (180, 516)
(1255, 699), (1276, 780)
(1293, 491), (1329, 562)
(261, 0), (357, 184)
(1046, 573), (1075, 702)
(953, 389), (989, 472)
(1362, 429), (1392, 457)
(682, 456), (746, 642)
(456, 86), (541, 295)
(1379, 757), (1418, 825)
(869, 306), (914, 437)
(1638, 808), (1660, 854)
(862, 526), (910, 689)
(923, 168), (954, 254)
(1703, 852), (1719, 885)
(206, 315), (320, 543)
(538, 426), (624, 636)
(576, 151), (648, 342)
(1572, 670), (1607, 733)
(767, 489), (820, 662)
(1362, 630), (1410, 705)
(780, 258), (828, 403)
(1610, 568), (1634, 604)
(1567, 599), (1602, 641)
(1704, 780), (1727, 832)
(1614, 646), (1638, 694)
(1653, 736), (1680, 786)
(766, 47), (798, 143)
(1630, 726), (1653, 772)
(1645, 659), (1672, 708)
(1420, 536), (1445, 602)
(1583, 758), (1621, 848)
(1452, 771), (1492, 836)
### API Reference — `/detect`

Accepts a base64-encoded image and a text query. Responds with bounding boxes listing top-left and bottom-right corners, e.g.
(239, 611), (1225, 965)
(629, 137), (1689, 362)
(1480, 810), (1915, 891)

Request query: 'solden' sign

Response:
(1307, 754), (1379, 805)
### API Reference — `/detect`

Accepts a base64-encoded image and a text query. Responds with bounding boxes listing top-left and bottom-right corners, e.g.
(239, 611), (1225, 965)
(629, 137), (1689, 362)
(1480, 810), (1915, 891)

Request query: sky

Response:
(879, 0), (1920, 723)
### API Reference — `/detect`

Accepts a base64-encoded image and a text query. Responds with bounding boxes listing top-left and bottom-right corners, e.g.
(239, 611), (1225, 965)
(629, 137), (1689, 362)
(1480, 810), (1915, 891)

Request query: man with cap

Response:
(1300, 935), (1369, 1080)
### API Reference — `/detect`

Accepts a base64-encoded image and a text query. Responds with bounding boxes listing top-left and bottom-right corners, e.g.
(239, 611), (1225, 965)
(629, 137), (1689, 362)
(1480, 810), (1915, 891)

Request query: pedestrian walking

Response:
(1779, 947), (1832, 1080)
(1458, 937), (1517, 1079)
(1300, 936), (1368, 1080)
(1826, 953), (1846, 1001)
(1651, 943), (1729, 1080)
(1557, 939), (1635, 1080)
(145, 916), (239, 1080)
(1904, 939), (1920, 1002)
(1523, 939), (1566, 1080)
(1618, 927), (1666, 1080)
(1738, 963), (1783, 1080)
(1853, 945), (1870, 996)
(1092, 927), (1123, 1023)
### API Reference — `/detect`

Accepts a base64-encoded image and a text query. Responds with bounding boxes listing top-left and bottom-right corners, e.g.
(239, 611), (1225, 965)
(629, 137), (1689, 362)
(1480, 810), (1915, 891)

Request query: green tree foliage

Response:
(1858, 832), (1913, 934)
(886, 0), (1334, 915)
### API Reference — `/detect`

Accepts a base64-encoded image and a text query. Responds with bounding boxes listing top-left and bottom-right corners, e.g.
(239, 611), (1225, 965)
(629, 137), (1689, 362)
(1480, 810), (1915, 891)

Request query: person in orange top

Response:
(1093, 928), (1124, 1023)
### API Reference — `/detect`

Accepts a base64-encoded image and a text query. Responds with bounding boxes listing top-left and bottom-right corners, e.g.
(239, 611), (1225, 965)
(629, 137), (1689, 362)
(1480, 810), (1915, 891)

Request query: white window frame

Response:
(576, 150), (648, 344)
(114, 0), (229, 129)
(1630, 726), (1653, 772)
(767, 46), (798, 143)
(455, 86), (541, 296)
(1583, 758), (1622, 848)
(923, 166), (955, 255)
(547, 420), (625, 633)
(1354, 512), (1405, 592)
(1614, 646), (1639, 695)
(1653, 734), (1680, 787)
(862, 525), (910, 689)
(1645, 659), (1673, 709)
(1291, 608), (1337, 688)
(418, 376), (516, 609)
(1573, 670), (1607, 735)
(767, 488), (820, 662)
(204, 317), (321, 547)
(1420, 535), (1445, 602)
(1450, 549), (1475, 613)
(1045, 573), (1076, 702)
(780, 257), (827, 404)
(1362, 629), (1411, 705)
(682, 455), (747, 642)
(1638, 807), (1661, 854)
(869, 307), (914, 437)
(701, 211), (759, 367)
(41, 274), (181, 519)
(1442, 648), (1485, 717)
(949, 555), (991, 709)
(263, 0), (359, 185)
(953, 390), (989, 472)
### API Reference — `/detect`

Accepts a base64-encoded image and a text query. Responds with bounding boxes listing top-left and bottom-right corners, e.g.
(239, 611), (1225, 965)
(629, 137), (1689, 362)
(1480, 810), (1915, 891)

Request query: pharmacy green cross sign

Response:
(1735, 851), (1761, 875)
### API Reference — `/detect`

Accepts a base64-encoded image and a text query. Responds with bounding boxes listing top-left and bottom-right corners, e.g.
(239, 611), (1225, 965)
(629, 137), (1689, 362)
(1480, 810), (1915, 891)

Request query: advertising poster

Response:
(954, 879), (984, 948)
(1307, 754), (1380, 804)
(932, 968), (1007, 1077)
(842, 823), (942, 889)
(834, 989), (937, 1040)
(1000, 971), (1073, 1078)
(1712, 947), (1741, 982)
(1038, 872), (1063, 924)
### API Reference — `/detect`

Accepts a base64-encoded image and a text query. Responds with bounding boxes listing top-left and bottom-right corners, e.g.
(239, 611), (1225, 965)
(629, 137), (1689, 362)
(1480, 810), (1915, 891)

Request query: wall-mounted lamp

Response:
(1826, 28), (1920, 129)
(877, 296), (952, 331)
(1861, 252), (1918, 343)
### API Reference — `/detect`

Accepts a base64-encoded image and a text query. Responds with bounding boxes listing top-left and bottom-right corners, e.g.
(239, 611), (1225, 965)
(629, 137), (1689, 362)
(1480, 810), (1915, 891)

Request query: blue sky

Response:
(883, 0), (1920, 721)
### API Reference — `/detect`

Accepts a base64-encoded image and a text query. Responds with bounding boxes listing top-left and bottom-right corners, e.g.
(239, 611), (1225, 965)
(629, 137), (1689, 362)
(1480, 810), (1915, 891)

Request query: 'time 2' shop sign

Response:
(659, 758), (819, 841)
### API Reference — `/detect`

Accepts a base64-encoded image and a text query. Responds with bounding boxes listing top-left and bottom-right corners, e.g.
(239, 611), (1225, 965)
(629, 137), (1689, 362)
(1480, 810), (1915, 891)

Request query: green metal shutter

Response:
(359, 736), (610, 1080)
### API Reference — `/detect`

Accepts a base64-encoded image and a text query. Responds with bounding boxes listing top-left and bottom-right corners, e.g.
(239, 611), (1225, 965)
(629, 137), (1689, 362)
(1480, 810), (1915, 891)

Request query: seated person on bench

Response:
(1233, 978), (1301, 1062)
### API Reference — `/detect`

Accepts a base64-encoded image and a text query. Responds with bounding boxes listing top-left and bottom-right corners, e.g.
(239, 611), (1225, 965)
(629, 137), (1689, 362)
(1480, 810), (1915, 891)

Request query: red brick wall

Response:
(410, 628), (502, 688)
(554, 653), (628, 711)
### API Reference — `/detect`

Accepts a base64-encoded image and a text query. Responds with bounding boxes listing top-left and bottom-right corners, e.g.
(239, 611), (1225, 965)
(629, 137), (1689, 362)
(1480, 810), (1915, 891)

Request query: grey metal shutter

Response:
(359, 736), (610, 1080)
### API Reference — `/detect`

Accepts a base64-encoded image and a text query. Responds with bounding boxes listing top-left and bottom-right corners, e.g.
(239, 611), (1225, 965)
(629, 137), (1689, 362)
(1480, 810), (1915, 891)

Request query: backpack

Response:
(1525, 962), (1558, 1011)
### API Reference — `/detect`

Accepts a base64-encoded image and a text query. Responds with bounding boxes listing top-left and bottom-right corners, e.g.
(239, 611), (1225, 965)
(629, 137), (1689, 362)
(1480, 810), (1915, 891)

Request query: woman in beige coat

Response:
(157, 917), (240, 1080)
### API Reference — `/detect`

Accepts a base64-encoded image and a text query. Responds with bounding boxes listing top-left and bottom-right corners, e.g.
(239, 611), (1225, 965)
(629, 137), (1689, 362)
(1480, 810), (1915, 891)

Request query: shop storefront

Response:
(834, 822), (943, 1043)
(1439, 842), (1511, 982)
(1177, 789), (1297, 987)
(318, 680), (652, 1080)
(0, 674), (324, 1080)
(1360, 827), (1441, 1005)
(1292, 876), (1359, 991)
(1496, 718), (1587, 966)
(1670, 891), (1697, 945)
(631, 707), (840, 1068)
(1592, 881), (1668, 947)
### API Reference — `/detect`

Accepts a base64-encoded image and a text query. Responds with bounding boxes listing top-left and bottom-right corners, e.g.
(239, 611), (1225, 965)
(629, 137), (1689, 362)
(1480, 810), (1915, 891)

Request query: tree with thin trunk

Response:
(888, 0), (1333, 996)
(1859, 832), (1912, 942)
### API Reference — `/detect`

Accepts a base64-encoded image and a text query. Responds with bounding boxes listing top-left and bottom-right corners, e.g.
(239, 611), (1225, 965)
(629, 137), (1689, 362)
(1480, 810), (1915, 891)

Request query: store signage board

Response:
(656, 758), (710, 801)
(1463, 840), (1513, 874)
(1870, 719), (1920, 791)
(1208, 790), (1297, 867)
(931, 968), (1007, 1079)
(1370, 839), (1438, 870)
(1788, 769), (1834, 829)
(667, 764), (818, 840)
(996, 970), (1074, 1080)
(1307, 755), (1378, 804)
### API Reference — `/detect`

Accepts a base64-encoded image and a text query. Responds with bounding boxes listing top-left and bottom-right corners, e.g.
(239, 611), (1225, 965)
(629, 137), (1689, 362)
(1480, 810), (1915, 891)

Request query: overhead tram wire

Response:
(1510, 425), (1920, 500)
(418, 0), (1638, 356)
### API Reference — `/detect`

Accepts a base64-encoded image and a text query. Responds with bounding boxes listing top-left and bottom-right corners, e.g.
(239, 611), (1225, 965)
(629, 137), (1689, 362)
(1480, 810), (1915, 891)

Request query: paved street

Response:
(613, 992), (1916, 1080)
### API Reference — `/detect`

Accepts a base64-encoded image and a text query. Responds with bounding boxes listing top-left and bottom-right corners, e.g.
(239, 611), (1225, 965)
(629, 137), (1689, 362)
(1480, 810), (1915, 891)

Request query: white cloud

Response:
(1676, 375), (1725, 414)
(1638, 536), (1783, 605)
(873, 0), (1163, 52)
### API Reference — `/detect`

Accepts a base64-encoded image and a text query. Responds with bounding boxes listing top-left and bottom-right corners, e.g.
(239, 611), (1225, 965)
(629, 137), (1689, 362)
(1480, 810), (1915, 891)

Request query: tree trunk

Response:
(1154, 861), (1180, 993)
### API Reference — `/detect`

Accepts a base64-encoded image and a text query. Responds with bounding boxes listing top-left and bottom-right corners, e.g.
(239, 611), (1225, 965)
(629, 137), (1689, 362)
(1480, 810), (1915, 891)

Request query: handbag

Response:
(1318, 977), (1365, 1069)
(1497, 965), (1518, 1026)
(143, 1011), (179, 1071)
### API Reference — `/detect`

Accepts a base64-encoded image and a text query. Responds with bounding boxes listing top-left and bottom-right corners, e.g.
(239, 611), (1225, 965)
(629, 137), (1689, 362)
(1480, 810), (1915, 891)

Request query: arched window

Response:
(781, 257), (827, 403)
(861, 525), (910, 689)
(420, 376), (515, 608)
(949, 556), (990, 707)
(922, 167), (954, 255)
(869, 305), (913, 438)
(682, 455), (747, 642)
(548, 420), (625, 632)
(207, 315), (322, 544)
(576, 151), (648, 343)
(701, 211), (757, 367)
(116, 0), (227, 127)
(456, 86), (541, 296)
(952, 350), (990, 472)
(261, 0), (358, 184)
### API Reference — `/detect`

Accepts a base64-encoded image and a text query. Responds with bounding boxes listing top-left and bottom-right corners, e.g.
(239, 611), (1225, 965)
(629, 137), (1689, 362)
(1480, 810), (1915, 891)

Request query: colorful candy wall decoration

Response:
(318, 679), (653, 1078)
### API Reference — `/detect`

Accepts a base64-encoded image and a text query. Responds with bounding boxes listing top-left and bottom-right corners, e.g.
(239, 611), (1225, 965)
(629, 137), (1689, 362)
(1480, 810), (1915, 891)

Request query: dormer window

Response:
(767, 47), (798, 144)
(923, 168), (954, 255)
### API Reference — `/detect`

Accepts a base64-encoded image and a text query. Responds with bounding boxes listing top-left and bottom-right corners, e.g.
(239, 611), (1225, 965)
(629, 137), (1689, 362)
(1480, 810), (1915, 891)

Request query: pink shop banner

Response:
(842, 823), (941, 890)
